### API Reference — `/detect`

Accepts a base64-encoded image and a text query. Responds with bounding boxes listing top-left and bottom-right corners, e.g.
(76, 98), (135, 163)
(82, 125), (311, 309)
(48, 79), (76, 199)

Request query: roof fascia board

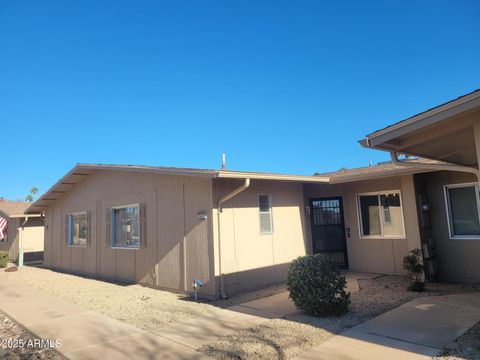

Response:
(328, 167), (433, 184)
(78, 164), (216, 178)
(365, 93), (480, 147)
(25, 164), (81, 214)
(216, 171), (330, 183)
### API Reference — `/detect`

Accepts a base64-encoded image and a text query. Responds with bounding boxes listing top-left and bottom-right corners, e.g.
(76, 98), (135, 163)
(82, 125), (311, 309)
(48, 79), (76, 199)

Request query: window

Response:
(445, 184), (480, 239)
(357, 192), (404, 238)
(111, 205), (141, 248)
(68, 212), (87, 246)
(259, 195), (273, 234)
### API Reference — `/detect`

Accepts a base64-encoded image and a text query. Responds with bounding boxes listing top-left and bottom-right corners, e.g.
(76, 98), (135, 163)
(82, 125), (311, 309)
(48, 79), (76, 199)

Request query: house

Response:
(0, 201), (44, 264)
(24, 89), (480, 297)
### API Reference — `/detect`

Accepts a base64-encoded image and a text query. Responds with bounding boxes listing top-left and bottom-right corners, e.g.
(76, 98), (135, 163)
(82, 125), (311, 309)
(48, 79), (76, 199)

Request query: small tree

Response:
(403, 248), (424, 291)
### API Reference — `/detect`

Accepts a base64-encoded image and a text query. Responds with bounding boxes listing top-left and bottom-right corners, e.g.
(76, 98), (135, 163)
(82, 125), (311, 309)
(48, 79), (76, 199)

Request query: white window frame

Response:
(259, 194), (274, 235)
(356, 190), (406, 239)
(444, 182), (480, 240)
(68, 211), (87, 247)
(111, 203), (141, 249)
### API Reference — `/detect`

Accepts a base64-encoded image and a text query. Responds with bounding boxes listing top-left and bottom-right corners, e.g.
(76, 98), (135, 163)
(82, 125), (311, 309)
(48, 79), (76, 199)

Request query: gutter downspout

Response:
(390, 152), (480, 180)
(217, 178), (251, 299)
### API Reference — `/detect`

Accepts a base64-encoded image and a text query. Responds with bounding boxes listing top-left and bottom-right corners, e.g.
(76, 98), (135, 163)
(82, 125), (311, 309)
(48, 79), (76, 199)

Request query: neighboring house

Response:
(24, 89), (480, 297)
(0, 201), (44, 264)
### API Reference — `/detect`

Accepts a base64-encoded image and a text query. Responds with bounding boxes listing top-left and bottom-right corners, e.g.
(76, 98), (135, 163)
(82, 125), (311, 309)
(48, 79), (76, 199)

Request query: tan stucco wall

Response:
(304, 175), (421, 274)
(419, 171), (480, 283)
(0, 215), (44, 261)
(213, 179), (308, 295)
(43, 170), (216, 297)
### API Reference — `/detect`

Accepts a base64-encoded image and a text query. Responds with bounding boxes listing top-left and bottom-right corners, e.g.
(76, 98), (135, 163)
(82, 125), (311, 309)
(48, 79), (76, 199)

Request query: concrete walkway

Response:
(149, 271), (378, 349)
(0, 270), (376, 359)
(0, 277), (208, 359)
(295, 292), (480, 360)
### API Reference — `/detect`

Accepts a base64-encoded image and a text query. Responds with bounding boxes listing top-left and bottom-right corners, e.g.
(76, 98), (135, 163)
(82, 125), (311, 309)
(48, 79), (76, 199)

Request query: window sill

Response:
(111, 246), (140, 250)
(359, 236), (406, 240)
(68, 245), (87, 248)
(450, 236), (480, 240)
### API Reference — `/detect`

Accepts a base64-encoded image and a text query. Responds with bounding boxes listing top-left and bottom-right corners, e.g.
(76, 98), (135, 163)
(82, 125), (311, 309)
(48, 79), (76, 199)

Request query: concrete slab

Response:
(28, 312), (144, 353)
(0, 284), (89, 326)
(296, 329), (439, 360)
(345, 272), (381, 293)
(237, 291), (298, 316)
(67, 331), (210, 360)
(354, 293), (480, 348)
(151, 307), (268, 349)
(0, 281), (207, 358)
(296, 292), (480, 359)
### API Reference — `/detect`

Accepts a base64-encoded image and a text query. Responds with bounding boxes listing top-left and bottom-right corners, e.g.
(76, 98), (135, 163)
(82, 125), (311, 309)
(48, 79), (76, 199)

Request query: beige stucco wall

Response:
(419, 171), (480, 283)
(0, 215), (44, 261)
(43, 170), (216, 297)
(213, 179), (308, 295)
(304, 175), (421, 274)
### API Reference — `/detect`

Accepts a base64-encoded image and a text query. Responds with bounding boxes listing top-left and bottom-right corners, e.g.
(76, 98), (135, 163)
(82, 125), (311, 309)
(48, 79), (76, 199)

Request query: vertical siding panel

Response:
(43, 211), (52, 267)
(100, 200), (115, 279)
(82, 204), (97, 274)
(115, 250), (135, 282)
(184, 179), (213, 295)
(134, 190), (157, 285)
(52, 207), (62, 268)
(156, 182), (184, 290)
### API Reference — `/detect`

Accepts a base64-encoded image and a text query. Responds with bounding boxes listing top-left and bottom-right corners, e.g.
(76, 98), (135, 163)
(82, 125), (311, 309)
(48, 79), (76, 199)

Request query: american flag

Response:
(0, 216), (7, 241)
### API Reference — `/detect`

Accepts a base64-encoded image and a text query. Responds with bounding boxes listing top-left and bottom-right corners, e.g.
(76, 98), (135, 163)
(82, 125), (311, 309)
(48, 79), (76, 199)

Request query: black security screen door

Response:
(310, 197), (348, 268)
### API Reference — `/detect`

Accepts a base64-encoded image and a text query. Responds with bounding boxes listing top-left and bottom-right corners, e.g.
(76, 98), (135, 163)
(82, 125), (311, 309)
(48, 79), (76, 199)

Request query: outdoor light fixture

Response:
(197, 211), (208, 221)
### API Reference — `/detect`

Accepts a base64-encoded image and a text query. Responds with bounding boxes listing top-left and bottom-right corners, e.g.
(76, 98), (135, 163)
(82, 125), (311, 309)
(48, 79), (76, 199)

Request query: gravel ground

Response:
(0, 310), (64, 360)
(1, 266), (215, 330)
(199, 275), (480, 360)
(437, 321), (480, 360)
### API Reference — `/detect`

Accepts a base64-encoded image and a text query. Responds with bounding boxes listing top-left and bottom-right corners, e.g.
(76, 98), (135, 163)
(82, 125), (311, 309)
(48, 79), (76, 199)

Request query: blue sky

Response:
(1, 1), (479, 201)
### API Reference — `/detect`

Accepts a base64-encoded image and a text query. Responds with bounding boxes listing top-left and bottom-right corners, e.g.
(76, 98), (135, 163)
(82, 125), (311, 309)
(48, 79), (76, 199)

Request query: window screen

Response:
(69, 212), (87, 246)
(358, 192), (404, 238)
(446, 185), (480, 237)
(112, 205), (140, 248)
(259, 195), (273, 234)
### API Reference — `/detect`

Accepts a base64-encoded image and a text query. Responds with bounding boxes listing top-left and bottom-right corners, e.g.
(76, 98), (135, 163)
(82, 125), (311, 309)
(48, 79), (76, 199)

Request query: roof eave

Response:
(361, 90), (480, 148)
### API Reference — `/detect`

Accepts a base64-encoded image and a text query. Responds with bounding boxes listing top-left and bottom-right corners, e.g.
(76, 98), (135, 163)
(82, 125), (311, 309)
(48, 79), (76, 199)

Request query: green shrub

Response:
(286, 254), (350, 316)
(0, 251), (8, 268)
(403, 248), (424, 292)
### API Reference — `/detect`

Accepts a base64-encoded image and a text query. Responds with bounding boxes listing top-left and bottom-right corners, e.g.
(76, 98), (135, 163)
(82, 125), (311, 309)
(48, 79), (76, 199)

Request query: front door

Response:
(310, 197), (349, 268)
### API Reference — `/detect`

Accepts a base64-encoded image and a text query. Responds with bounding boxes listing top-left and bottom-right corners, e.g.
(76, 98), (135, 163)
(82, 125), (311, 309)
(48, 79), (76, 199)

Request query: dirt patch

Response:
(437, 321), (480, 360)
(199, 275), (480, 360)
(1, 266), (215, 330)
(0, 310), (64, 359)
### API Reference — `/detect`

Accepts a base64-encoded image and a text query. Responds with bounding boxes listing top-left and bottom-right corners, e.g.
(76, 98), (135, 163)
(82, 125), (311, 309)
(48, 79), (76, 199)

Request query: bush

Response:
(0, 251), (8, 268)
(286, 254), (350, 316)
(403, 248), (424, 292)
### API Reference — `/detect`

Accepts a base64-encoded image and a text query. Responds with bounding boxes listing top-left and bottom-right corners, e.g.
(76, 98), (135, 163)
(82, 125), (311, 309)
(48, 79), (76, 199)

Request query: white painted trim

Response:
(356, 190), (406, 239)
(443, 182), (480, 240)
